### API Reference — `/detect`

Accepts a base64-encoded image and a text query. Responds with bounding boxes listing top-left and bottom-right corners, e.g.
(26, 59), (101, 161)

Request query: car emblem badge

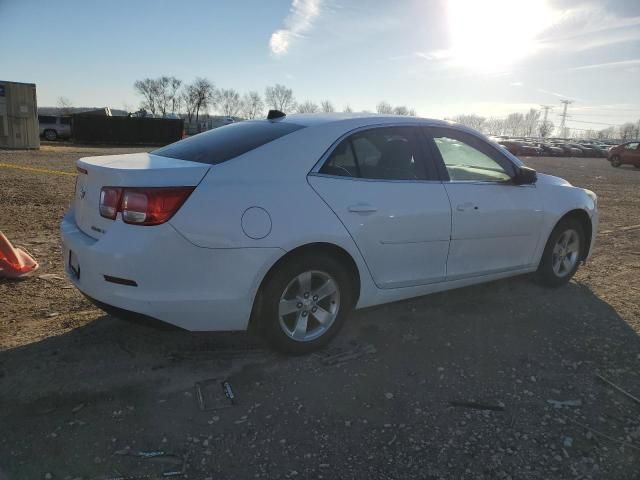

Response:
(79, 186), (86, 200)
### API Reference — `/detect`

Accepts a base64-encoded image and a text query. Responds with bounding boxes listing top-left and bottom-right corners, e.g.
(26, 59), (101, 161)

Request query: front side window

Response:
(430, 129), (513, 182)
(320, 127), (427, 180)
(625, 142), (639, 150)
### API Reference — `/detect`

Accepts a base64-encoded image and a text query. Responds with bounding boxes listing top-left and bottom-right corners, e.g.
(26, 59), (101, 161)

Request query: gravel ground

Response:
(0, 146), (639, 480)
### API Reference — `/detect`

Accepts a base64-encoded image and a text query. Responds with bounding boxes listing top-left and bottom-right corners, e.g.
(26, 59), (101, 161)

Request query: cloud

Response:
(270, 0), (322, 55)
(538, 5), (640, 52)
(567, 59), (640, 71)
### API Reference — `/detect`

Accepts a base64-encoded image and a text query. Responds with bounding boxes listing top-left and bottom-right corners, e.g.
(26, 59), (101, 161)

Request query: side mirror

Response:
(513, 166), (537, 185)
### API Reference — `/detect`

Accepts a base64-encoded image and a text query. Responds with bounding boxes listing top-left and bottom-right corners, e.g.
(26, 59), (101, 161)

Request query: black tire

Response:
(536, 218), (585, 287)
(44, 129), (57, 141)
(258, 253), (355, 354)
(610, 155), (621, 167)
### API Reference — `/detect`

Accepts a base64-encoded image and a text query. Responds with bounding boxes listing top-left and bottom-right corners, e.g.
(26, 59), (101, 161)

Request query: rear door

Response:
(424, 126), (543, 280)
(308, 126), (451, 289)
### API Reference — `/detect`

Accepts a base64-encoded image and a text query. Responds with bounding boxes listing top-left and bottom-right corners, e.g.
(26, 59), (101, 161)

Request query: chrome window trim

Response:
(307, 172), (444, 185)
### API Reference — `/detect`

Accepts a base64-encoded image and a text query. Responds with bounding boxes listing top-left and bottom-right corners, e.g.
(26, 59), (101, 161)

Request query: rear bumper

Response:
(60, 210), (284, 331)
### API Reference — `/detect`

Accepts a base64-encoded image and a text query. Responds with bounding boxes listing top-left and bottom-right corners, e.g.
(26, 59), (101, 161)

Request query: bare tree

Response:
(523, 108), (541, 137)
(504, 112), (525, 136)
(376, 101), (393, 114)
(134, 78), (161, 115)
(320, 100), (335, 113)
(539, 120), (554, 138)
(155, 76), (173, 117)
(484, 117), (504, 135)
(169, 77), (182, 114)
(265, 84), (296, 112)
(218, 88), (242, 117)
(56, 96), (73, 115)
(180, 78), (215, 126)
(393, 106), (410, 116)
(619, 122), (636, 140)
(241, 91), (264, 119)
(408, 108), (417, 116)
(181, 85), (199, 122)
(343, 105), (353, 113)
(451, 114), (486, 131)
(597, 126), (616, 140)
(297, 100), (319, 113)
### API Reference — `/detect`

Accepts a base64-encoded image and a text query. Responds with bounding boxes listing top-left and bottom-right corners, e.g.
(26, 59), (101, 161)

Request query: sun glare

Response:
(446, 0), (558, 73)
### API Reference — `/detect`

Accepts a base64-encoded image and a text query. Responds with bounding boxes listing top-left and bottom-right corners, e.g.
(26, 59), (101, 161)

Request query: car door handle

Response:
(348, 204), (377, 213)
(456, 202), (478, 212)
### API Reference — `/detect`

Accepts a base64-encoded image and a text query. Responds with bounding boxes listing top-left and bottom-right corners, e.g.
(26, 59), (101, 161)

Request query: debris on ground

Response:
(195, 378), (237, 411)
(37, 273), (64, 282)
(547, 399), (582, 408)
(449, 400), (506, 412)
(595, 373), (640, 405)
(314, 341), (377, 365)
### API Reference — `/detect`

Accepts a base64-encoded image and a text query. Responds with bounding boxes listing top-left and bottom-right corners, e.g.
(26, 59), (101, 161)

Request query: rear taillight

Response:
(99, 187), (123, 220)
(99, 187), (194, 225)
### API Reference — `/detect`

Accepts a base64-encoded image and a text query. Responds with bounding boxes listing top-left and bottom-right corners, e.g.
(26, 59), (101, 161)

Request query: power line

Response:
(568, 119), (626, 127)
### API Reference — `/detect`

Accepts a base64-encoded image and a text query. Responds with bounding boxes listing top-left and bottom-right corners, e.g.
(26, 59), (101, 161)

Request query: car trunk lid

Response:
(74, 152), (210, 239)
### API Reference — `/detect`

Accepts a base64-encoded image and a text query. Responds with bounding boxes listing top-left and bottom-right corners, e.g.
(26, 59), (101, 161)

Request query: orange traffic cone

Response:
(0, 231), (39, 279)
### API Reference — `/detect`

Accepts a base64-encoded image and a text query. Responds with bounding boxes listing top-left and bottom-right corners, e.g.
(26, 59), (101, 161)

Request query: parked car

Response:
(608, 141), (640, 168)
(61, 113), (598, 353)
(38, 115), (71, 141)
(553, 143), (583, 156)
(536, 143), (564, 157)
(587, 144), (609, 157)
(498, 140), (540, 156)
(569, 143), (597, 157)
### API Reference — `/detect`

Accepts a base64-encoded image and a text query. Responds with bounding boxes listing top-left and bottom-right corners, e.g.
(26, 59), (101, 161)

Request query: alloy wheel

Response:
(551, 229), (580, 277)
(278, 270), (340, 342)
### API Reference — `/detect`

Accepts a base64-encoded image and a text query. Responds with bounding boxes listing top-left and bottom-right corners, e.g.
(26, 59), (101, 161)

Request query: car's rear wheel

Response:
(536, 218), (584, 287)
(610, 155), (621, 167)
(259, 253), (354, 354)
(44, 129), (57, 141)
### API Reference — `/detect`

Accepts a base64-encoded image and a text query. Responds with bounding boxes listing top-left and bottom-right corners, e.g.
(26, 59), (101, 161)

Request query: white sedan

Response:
(61, 112), (598, 353)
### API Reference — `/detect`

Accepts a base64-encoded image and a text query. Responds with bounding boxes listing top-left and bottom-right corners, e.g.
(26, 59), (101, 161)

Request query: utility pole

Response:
(540, 105), (554, 137)
(558, 100), (573, 139)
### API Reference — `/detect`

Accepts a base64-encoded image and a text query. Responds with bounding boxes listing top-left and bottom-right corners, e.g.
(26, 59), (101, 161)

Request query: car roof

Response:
(274, 112), (452, 128)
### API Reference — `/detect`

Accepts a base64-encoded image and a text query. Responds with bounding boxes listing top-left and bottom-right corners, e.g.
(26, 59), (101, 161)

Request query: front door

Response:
(425, 127), (544, 280)
(308, 126), (451, 289)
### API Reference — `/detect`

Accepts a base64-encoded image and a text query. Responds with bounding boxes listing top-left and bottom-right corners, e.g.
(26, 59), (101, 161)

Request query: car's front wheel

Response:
(610, 155), (621, 167)
(259, 253), (354, 354)
(536, 218), (584, 287)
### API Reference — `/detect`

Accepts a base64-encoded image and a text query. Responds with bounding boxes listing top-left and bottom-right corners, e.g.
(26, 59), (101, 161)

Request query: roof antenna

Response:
(267, 110), (286, 120)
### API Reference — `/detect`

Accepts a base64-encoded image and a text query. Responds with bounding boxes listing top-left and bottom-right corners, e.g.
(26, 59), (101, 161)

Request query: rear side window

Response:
(38, 116), (56, 124)
(60, 117), (71, 125)
(320, 127), (429, 180)
(152, 120), (305, 165)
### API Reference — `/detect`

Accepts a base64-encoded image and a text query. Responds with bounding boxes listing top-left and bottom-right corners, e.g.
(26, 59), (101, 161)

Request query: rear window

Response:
(152, 120), (305, 165)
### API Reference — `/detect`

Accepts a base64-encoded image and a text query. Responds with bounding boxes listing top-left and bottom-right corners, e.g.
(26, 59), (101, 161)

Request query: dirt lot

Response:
(1, 145), (639, 480)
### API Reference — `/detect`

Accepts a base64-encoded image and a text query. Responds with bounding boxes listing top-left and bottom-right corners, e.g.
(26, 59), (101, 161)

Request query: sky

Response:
(1, 0), (639, 131)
